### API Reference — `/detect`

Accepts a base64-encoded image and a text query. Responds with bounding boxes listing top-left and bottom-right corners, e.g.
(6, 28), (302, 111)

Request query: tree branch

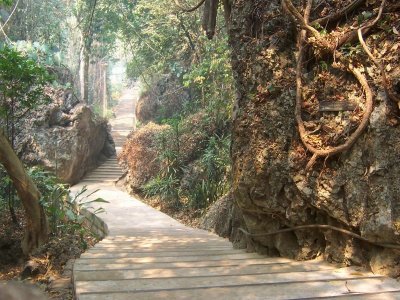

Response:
(294, 0), (374, 170)
(357, 0), (400, 118)
(311, 0), (366, 26)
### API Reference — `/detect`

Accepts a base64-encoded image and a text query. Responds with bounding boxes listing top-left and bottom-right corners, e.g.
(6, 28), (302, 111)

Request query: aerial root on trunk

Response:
(285, 0), (376, 171)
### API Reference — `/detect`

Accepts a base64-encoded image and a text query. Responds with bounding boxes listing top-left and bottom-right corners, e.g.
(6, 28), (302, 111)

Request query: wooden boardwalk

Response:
(72, 86), (400, 300)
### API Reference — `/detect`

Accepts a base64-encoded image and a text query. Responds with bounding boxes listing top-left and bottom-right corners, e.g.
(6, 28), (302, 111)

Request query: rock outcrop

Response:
(17, 88), (115, 185)
(200, 192), (247, 249)
(136, 75), (190, 124)
(225, 0), (400, 277)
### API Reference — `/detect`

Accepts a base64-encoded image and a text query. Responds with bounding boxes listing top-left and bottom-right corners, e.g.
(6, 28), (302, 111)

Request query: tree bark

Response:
(79, 32), (90, 104)
(0, 130), (48, 255)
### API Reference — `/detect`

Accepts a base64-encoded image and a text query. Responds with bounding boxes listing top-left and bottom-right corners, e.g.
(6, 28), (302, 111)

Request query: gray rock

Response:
(15, 88), (115, 185)
(0, 281), (47, 300)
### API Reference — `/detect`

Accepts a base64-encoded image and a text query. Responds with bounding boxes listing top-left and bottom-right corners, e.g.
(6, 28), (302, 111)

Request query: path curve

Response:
(71, 85), (400, 299)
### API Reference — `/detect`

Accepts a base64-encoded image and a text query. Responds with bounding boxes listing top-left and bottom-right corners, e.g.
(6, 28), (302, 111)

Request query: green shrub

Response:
(27, 167), (107, 246)
(143, 174), (181, 208)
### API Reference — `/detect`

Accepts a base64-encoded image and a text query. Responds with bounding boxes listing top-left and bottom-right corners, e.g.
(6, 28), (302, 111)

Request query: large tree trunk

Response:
(0, 130), (48, 255)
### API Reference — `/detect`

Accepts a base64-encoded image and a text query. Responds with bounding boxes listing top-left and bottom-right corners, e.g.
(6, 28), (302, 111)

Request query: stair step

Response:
(73, 260), (337, 281)
(88, 171), (123, 175)
(75, 280), (400, 300)
(75, 253), (265, 265)
(73, 257), (293, 271)
(80, 179), (116, 183)
(81, 249), (244, 259)
(74, 270), (387, 294)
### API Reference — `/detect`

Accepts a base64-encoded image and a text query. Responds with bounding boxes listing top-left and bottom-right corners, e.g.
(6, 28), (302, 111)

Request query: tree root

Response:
(297, 61), (373, 170)
(238, 226), (400, 250)
(311, 0), (366, 27)
(282, 0), (321, 38)
(173, 0), (206, 12)
(283, 0), (390, 57)
(283, 0), (376, 170)
(357, 0), (400, 122)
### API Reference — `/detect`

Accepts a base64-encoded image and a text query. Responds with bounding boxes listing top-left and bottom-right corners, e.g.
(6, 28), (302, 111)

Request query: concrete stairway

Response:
(80, 86), (138, 185)
(80, 157), (123, 185)
(74, 228), (400, 300)
(73, 87), (400, 299)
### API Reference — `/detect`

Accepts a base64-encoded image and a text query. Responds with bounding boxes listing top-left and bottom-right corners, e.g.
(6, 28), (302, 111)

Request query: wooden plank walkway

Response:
(72, 86), (400, 300)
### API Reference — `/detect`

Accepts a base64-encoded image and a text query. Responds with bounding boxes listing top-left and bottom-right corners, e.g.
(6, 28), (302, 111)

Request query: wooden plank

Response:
(75, 253), (265, 264)
(76, 278), (400, 300)
(73, 258), (293, 271)
(73, 261), (338, 281)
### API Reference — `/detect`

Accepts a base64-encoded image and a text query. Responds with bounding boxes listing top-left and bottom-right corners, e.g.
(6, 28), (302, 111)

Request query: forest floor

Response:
(0, 207), (98, 299)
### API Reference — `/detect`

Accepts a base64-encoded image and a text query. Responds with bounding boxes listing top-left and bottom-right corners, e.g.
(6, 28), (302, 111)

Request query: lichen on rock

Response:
(16, 88), (115, 184)
(225, 0), (400, 276)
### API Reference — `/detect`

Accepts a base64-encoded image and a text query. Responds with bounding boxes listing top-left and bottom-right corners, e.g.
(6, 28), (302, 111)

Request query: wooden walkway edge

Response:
(72, 86), (400, 300)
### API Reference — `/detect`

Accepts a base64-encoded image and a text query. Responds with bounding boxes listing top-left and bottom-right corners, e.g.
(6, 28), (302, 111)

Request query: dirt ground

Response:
(0, 208), (98, 299)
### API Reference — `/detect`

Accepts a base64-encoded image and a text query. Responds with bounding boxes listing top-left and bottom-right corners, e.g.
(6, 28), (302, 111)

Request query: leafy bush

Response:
(0, 165), (108, 246)
(0, 46), (52, 124)
(185, 134), (231, 209)
(141, 117), (231, 210)
(143, 175), (181, 208)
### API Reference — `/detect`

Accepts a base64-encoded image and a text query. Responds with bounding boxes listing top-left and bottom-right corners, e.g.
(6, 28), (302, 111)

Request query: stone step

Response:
(84, 174), (121, 179)
(91, 171), (122, 175)
(72, 258), (319, 271)
(89, 245), (234, 252)
(97, 161), (119, 168)
(74, 271), (390, 295)
(73, 260), (338, 281)
(101, 233), (224, 240)
(75, 253), (265, 265)
(100, 159), (119, 162)
(80, 179), (116, 184)
(83, 176), (119, 182)
(75, 281), (400, 300)
(99, 160), (119, 164)
(95, 241), (232, 249)
(95, 165), (121, 169)
(89, 168), (122, 172)
(91, 170), (121, 174)
(97, 239), (230, 247)
(100, 235), (228, 241)
(81, 249), (244, 259)
(84, 173), (121, 177)
(96, 167), (120, 170)
(102, 231), (225, 238)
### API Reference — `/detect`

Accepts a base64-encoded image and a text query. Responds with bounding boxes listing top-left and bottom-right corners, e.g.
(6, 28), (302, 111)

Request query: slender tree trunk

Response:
(0, 130), (48, 255)
(79, 32), (90, 104)
(83, 48), (90, 104)
(103, 63), (107, 117)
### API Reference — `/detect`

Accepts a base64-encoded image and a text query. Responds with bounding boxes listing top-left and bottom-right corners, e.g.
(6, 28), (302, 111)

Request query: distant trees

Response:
(73, 0), (119, 103)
